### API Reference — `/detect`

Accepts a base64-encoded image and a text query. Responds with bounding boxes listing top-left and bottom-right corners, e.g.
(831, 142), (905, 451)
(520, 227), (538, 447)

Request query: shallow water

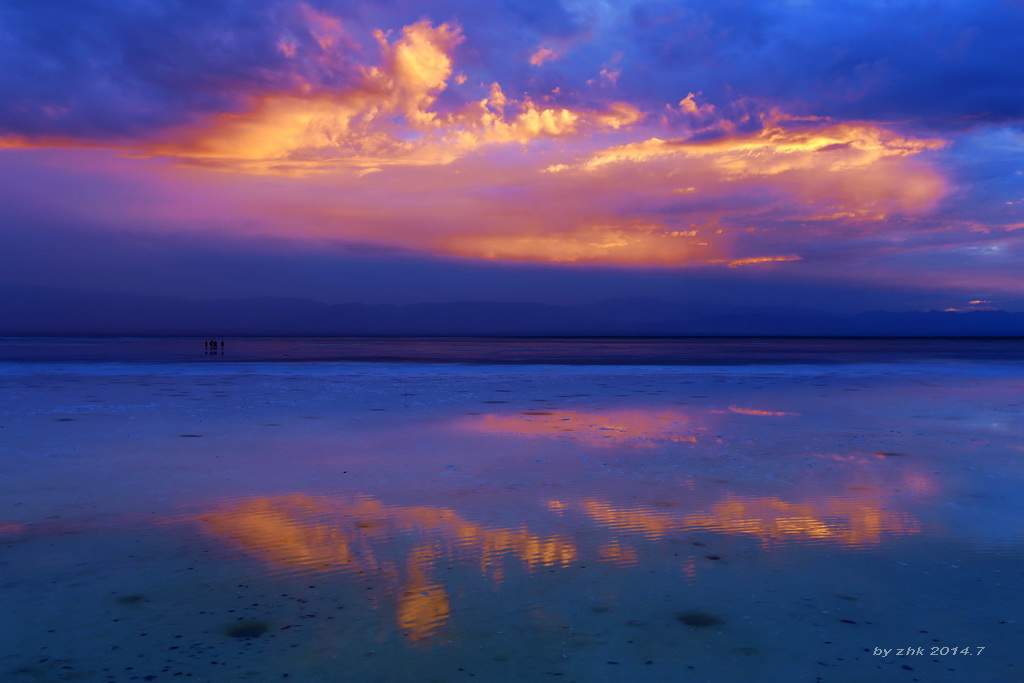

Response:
(2, 335), (1023, 365)
(1, 351), (1022, 682)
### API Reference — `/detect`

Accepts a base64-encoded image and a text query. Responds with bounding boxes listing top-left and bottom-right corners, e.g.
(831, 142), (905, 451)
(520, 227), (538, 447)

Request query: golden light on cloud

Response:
(145, 19), (640, 175)
(724, 255), (803, 268)
(0, 11), (955, 270)
(528, 45), (565, 66)
(525, 118), (948, 251)
(148, 21), (465, 172)
(568, 120), (943, 183)
(138, 98), (945, 265)
(299, 2), (351, 53)
(443, 223), (723, 265)
(0, 136), (27, 149)
(678, 92), (715, 116)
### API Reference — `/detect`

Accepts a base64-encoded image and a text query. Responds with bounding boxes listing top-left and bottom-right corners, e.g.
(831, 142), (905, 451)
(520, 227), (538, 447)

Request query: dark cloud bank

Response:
(4, 284), (1024, 337)
(3, 0), (1023, 141)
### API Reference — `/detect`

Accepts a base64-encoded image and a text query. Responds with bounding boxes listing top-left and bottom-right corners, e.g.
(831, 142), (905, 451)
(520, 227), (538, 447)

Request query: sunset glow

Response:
(3, 5), (1022, 671)
(1, 0), (1022, 309)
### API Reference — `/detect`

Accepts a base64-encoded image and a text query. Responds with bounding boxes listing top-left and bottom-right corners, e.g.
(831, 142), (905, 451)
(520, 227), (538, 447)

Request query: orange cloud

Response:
(725, 255), (802, 268)
(0, 134), (106, 151)
(145, 19), (640, 175)
(260, 113), (944, 265)
(538, 119), (947, 236)
(119, 106), (946, 266)
(678, 92), (715, 116)
(442, 222), (724, 265)
(528, 45), (565, 66)
(0, 15), (951, 269)
(572, 120), (943, 179)
(300, 2), (350, 53)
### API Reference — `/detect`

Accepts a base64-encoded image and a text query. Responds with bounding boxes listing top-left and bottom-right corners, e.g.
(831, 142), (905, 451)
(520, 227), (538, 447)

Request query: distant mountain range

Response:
(2, 284), (1023, 337)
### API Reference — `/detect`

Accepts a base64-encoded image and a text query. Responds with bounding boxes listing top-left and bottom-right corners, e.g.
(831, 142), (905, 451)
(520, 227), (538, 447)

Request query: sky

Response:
(1, 0), (1022, 312)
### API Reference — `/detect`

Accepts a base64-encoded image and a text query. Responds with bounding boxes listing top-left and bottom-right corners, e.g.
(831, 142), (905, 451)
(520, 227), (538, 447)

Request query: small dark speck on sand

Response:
(223, 621), (270, 638)
(678, 612), (723, 627)
(116, 594), (148, 605)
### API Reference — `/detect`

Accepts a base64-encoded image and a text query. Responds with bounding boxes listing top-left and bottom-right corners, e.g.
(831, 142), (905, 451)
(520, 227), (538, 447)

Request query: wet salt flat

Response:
(1, 344), (1023, 682)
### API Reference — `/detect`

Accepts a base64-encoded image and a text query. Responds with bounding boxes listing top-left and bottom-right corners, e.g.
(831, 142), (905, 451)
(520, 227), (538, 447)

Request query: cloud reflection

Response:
(456, 408), (704, 447)
(570, 494), (921, 547)
(193, 494), (577, 642)
(191, 478), (925, 643)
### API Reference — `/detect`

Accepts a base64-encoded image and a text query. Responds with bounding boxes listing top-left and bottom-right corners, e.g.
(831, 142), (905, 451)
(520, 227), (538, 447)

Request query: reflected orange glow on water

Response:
(0, 523), (27, 537)
(572, 491), (922, 547)
(727, 405), (799, 417)
(193, 494), (577, 643)
(457, 409), (703, 447)
(397, 545), (450, 642)
(191, 480), (925, 643)
(679, 495), (920, 545)
(196, 494), (577, 578)
(597, 540), (640, 567)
